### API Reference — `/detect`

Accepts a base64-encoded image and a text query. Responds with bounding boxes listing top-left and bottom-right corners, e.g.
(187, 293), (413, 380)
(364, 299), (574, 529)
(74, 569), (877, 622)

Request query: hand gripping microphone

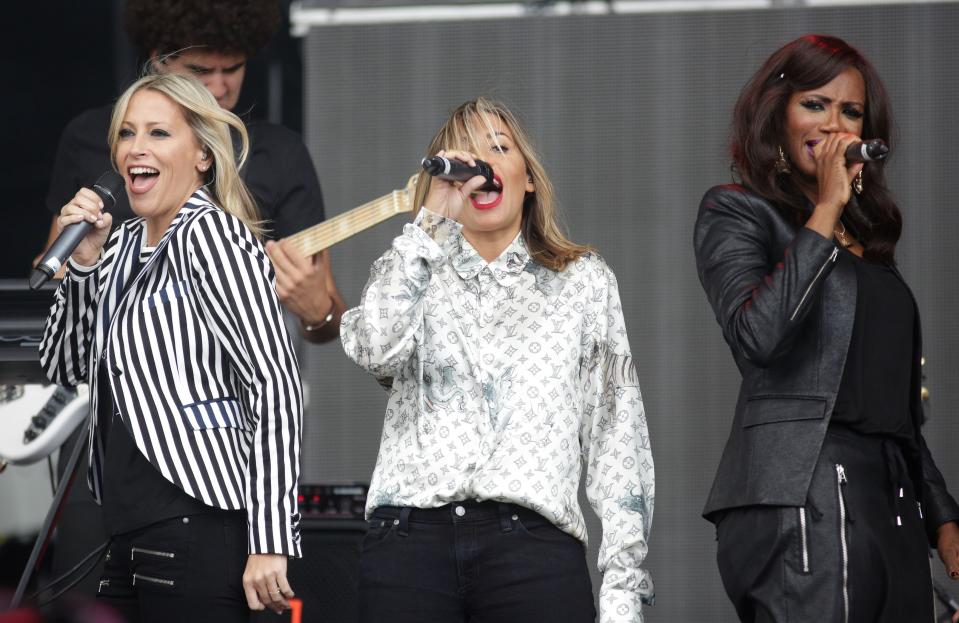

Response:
(421, 156), (500, 191)
(844, 139), (889, 163)
(30, 171), (125, 290)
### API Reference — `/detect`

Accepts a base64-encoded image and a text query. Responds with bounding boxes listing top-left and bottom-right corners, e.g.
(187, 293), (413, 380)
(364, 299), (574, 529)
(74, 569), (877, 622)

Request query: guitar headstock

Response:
(389, 173), (420, 217)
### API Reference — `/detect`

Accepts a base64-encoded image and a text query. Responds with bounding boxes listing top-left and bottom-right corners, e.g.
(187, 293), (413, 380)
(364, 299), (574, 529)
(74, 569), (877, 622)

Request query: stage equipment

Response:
(250, 515), (367, 623)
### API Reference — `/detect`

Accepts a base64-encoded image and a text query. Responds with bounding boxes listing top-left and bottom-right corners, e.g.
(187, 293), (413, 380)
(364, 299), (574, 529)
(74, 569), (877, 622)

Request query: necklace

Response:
(834, 222), (854, 248)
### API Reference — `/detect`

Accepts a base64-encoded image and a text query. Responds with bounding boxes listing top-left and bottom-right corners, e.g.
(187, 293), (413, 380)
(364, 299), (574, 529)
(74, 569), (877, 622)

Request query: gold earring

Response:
(853, 170), (864, 195)
(775, 146), (791, 174)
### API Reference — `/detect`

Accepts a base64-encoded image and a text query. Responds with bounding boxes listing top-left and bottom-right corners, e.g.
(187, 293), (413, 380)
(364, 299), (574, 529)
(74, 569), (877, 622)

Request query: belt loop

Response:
(398, 507), (412, 537)
(498, 503), (513, 533)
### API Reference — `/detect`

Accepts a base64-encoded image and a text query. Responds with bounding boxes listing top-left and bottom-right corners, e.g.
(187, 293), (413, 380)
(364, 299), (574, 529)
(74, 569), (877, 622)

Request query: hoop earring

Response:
(775, 146), (791, 174)
(853, 170), (864, 195)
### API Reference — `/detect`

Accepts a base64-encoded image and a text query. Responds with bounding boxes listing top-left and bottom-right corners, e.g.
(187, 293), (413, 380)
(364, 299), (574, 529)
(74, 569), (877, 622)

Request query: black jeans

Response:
(359, 501), (596, 623)
(716, 428), (933, 623)
(96, 511), (248, 623)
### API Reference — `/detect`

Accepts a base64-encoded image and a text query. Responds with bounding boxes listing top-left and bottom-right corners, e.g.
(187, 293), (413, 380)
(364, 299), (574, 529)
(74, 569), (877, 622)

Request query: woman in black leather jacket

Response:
(694, 34), (959, 622)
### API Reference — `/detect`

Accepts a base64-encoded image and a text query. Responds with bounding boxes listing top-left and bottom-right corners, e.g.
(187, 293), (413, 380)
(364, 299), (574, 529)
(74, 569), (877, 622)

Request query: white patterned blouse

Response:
(341, 208), (655, 621)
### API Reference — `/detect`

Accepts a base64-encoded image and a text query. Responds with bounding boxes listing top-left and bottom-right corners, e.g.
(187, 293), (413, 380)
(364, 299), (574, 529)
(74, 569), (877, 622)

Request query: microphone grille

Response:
(92, 171), (125, 208)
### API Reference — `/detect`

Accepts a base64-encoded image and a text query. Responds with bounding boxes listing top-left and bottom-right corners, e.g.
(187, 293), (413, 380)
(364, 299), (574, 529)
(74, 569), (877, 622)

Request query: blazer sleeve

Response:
(187, 210), (304, 557)
(693, 185), (839, 366)
(39, 251), (112, 387)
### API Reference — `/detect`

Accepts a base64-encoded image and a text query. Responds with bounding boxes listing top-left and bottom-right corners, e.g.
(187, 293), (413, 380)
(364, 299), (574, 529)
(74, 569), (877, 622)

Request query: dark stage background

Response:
(294, 2), (959, 620)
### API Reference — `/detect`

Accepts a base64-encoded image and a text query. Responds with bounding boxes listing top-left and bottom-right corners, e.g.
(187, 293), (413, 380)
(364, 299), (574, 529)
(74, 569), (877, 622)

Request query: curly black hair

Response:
(124, 0), (281, 59)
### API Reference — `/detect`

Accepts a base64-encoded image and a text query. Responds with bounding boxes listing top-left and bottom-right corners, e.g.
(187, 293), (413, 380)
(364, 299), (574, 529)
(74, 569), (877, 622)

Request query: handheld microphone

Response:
(421, 156), (500, 191)
(844, 139), (889, 163)
(30, 171), (125, 290)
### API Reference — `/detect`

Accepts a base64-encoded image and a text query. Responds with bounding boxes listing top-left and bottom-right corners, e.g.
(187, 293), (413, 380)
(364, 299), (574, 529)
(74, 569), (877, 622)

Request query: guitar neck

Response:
(285, 190), (411, 257)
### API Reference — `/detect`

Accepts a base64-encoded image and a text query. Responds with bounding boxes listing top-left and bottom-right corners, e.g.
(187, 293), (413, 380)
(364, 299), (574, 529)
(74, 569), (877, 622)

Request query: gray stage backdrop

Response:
(296, 3), (959, 620)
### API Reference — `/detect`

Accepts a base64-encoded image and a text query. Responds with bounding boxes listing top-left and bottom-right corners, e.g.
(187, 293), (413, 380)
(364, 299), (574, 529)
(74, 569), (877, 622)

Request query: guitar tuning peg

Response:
(921, 356), (926, 366)
(921, 386), (930, 402)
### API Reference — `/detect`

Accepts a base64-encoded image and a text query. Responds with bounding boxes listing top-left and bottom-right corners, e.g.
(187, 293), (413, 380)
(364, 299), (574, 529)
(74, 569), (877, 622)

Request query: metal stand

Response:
(10, 416), (90, 609)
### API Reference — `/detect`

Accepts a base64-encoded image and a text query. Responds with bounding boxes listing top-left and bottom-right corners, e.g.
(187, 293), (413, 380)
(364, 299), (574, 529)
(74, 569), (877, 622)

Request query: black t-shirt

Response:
(98, 360), (219, 535)
(46, 104), (325, 240)
(831, 251), (916, 445)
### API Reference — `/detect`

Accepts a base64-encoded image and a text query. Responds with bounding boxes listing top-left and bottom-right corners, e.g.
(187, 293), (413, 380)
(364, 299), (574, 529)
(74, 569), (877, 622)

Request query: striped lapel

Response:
(93, 221), (142, 359)
(105, 190), (217, 339)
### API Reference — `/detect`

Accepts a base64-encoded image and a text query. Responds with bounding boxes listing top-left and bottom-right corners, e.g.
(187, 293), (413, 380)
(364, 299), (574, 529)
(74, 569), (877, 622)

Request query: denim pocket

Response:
(129, 520), (188, 593)
(360, 518), (397, 553)
(514, 514), (576, 545)
(130, 546), (183, 593)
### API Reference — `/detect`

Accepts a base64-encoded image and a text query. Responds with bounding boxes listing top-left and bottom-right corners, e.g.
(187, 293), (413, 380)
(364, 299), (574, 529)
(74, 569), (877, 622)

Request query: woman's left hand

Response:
(937, 521), (959, 579)
(243, 553), (294, 614)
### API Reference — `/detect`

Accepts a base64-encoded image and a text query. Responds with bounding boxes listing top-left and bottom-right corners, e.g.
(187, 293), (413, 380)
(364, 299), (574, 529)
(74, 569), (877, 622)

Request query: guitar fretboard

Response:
(285, 188), (412, 257)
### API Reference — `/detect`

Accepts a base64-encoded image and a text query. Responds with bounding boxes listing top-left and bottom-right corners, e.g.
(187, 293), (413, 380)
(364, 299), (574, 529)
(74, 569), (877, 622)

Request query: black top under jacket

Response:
(831, 250), (916, 446)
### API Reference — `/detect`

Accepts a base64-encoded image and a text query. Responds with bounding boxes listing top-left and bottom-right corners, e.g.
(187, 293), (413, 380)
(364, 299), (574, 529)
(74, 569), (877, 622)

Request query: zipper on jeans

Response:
(130, 546), (175, 561)
(798, 507), (810, 573)
(836, 464), (850, 623)
(790, 247), (839, 321)
(132, 572), (174, 588)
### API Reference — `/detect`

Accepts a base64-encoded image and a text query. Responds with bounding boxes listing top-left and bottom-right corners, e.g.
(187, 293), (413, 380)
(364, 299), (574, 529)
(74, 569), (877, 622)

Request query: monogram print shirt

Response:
(341, 209), (655, 621)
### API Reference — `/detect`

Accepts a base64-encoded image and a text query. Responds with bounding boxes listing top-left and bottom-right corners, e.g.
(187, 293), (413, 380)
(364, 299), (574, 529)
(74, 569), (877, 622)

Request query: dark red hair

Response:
(731, 34), (900, 262)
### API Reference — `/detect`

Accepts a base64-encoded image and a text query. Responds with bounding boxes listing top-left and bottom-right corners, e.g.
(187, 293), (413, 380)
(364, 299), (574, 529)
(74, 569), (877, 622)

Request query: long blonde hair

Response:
(108, 72), (264, 237)
(414, 98), (589, 272)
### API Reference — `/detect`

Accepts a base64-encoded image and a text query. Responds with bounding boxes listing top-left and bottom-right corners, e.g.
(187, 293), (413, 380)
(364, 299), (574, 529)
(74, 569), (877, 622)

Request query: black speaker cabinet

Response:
(250, 518), (365, 623)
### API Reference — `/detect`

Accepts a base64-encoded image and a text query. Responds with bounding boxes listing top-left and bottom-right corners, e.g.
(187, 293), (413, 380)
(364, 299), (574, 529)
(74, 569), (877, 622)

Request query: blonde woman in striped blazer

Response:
(40, 73), (302, 621)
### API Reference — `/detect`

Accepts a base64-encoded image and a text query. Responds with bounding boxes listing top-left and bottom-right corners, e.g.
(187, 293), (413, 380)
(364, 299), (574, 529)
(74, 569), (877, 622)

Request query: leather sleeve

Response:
(693, 185), (839, 366)
(919, 433), (959, 543)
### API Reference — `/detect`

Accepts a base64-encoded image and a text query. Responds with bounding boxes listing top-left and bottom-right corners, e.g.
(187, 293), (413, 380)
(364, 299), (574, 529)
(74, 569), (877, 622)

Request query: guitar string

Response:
(290, 197), (396, 254)
(287, 193), (411, 256)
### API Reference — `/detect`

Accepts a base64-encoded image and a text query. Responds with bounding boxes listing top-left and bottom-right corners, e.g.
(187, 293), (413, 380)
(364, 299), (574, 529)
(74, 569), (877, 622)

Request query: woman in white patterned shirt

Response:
(341, 98), (655, 623)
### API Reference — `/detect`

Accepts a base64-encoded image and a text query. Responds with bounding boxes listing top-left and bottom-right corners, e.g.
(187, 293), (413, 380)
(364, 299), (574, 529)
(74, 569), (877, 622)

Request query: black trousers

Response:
(359, 501), (596, 623)
(96, 511), (248, 623)
(716, 428), (933, 623)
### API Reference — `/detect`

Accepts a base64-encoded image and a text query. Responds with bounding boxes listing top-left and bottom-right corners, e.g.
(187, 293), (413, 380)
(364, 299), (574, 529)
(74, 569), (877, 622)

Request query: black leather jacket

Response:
(694, 184), (959, 541)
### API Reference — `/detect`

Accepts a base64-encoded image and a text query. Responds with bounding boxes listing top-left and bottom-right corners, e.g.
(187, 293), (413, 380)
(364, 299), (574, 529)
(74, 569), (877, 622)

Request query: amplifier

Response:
(250, 518), (365, 623)
(0, 279), (57, 384)
(298, 482), (368, 520)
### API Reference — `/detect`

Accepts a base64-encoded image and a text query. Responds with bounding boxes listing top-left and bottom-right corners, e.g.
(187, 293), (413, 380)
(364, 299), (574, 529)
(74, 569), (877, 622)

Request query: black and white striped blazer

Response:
(40, 189), (303, 556)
